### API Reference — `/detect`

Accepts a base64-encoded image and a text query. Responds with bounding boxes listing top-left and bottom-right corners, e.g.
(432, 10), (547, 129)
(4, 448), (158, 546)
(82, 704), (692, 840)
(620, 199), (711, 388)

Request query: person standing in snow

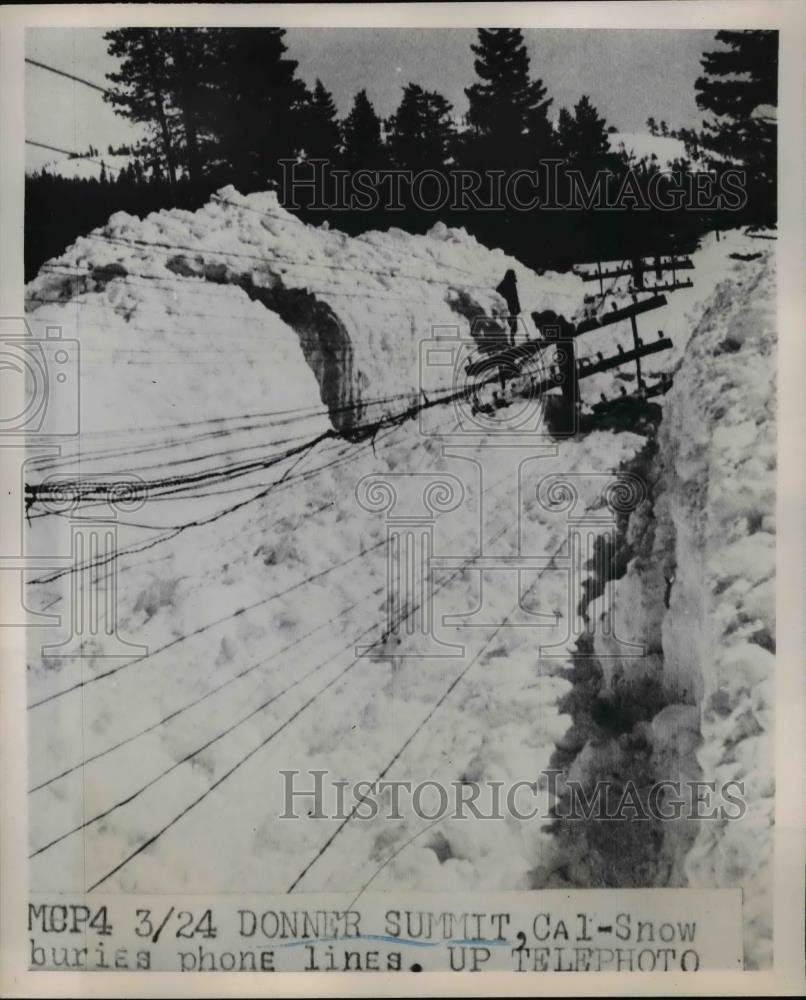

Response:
(496, 269), (520, 345)
(533, 308), (579, 433)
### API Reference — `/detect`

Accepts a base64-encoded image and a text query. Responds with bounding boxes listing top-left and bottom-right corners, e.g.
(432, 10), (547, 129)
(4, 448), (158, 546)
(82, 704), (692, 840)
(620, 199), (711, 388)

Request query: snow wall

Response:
(658, 253), (775, 968)
(25, 185), (584, 446)
(548, 248), (775, 968)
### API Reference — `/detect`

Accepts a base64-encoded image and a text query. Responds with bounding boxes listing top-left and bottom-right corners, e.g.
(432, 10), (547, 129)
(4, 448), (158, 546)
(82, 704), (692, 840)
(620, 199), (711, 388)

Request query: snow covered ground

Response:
(24, 191), (775, 964)
(608, 131), (688, 165)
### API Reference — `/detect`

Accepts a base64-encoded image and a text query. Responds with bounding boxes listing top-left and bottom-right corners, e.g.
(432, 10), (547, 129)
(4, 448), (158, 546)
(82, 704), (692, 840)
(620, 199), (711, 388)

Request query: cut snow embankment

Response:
(545, 247), (775, 968)
(24, 184), (751, 453)
(25, 185), (582, 444)
(660, 251), (775, 968)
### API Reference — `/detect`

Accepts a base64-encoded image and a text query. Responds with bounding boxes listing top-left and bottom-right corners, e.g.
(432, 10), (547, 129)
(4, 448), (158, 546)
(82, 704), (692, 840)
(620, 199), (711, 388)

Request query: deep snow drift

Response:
(545, 245), (776, 969)
(24, 190), (775, 966)
(26, 185), (584, 439)
(657, 252), (775, 967)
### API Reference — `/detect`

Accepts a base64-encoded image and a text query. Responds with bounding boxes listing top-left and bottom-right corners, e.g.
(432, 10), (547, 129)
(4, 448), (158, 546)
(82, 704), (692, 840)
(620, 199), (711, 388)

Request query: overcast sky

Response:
(26, 27), (716, 171)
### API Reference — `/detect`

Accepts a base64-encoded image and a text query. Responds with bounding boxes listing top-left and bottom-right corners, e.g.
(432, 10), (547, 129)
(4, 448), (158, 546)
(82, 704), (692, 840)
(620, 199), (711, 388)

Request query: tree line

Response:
(26, 27), (776, 280)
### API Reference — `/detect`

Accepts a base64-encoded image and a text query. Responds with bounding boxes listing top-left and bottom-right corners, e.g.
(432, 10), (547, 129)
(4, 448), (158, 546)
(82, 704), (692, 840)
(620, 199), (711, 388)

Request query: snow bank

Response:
(26, 184), (757, 453)
(24, 279), (327, 440)
(573, 246), (775, 967)
(26, 186), (585, 441)
(658, 251), (776, 968)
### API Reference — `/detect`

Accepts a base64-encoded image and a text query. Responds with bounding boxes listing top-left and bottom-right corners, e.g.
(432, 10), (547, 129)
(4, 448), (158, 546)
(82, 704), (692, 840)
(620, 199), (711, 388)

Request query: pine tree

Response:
(106, 27), (311, 192)
(646, 117), (657, 136)
(695, 30), (777, 214)
(167, 28), (215, 185)
(207, 28), (309, 189)
(696, 30), (777, 119)
(678, 126), (701, 162)
(104, 29), (180, 187)
(304, 79), (342, 162)
(342, 89), (387, 171)
(387, 83), (456, 171)
(556, 95), (611, 165)
(414, 87), (455, 168)
(463, 28), (553, 169)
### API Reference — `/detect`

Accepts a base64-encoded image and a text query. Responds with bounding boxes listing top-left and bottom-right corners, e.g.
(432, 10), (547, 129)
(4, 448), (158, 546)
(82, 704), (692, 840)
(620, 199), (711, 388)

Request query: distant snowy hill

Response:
(33, 153), (134, 181)
(31, 130), (711, 181)
(608, 131), (688, 165)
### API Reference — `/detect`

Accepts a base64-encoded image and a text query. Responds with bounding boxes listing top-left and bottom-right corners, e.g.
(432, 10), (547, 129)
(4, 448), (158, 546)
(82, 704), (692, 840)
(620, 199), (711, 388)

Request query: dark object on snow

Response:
(729, 251), (763, 261)
(496, 269), (520, 343)
(532, 309), (579, 431)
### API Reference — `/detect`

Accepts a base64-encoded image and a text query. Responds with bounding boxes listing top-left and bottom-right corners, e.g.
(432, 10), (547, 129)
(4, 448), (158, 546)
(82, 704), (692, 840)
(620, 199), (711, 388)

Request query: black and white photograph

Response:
(1, 2), (803, 992)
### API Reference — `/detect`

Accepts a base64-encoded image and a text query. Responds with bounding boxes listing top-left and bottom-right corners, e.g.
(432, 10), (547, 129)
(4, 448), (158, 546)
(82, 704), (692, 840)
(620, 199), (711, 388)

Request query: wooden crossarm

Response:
(576, 337), (673, 378)
(568, 294), (668, 337)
